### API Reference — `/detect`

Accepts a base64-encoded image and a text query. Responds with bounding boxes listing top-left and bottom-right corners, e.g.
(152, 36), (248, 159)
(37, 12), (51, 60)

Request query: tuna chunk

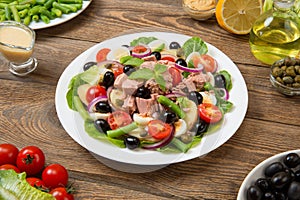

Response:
(114, 73), (127, 90)
(122, 79), (144, 96)
(136, 94), (160, 116)
(122, 95), (136, 114)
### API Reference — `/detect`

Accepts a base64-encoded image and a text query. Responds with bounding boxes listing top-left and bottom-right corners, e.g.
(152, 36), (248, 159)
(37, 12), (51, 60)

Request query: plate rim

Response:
(55, 31), (249, 165)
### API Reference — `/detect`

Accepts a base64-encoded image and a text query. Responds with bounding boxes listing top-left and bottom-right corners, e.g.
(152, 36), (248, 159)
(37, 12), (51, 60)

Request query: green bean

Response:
(69, 3), (82, 10)
(52, 1), (70, 14)
(23, 14), (31, 25)
(40, 14), (49, 23)
(60, 3), (77, 12)
(0, 14), (5, 21)
(0, 9), (5, 15)
(18, 8), (28, 18)
(31, 14), (39, 21)
(28, 5), (41, 15)
(0, 3), (7, 9)
(107, 122), (138, 138)
(0, 0), (14, 3)
(58, 0), (82, 4)
(51, 7), (61, 17)
(18, 0), (36, 5)
(157, 95), (186, 119)
(15, 4), (30, 10)
(10, 5), (20, 22)
(35, 0), (46, 5)
(4, 5), (11, 20)
(44, 0), (54, 9)
(39, 6), (54, 19)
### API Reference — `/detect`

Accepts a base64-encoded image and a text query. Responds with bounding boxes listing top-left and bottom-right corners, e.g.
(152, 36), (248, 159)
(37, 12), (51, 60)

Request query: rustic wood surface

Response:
(1, 0), (300, 199)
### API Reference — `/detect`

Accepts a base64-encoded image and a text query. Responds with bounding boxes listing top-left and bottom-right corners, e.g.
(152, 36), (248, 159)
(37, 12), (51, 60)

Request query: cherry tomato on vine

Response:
(50, 187), (74, 200)
(0, 143), (19, 165)
(86, 85), (107, 103)
(16, 146), (45, 176)
(26, 177), (48, 190)
(148, 120), (173, 140)
(42, 164), (69, 189)
(198, 103), (223, 123)
(0, 164), (20, 173)
(96, 48), (111, 63)
(107, 111), (132, 130)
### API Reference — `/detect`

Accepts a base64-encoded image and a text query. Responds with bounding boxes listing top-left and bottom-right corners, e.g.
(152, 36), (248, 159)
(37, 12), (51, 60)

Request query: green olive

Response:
(295, 75), (300, 83)
(283, 76), (294, 84)
(276, 77), (284, 84)
(293, 83), (300, 88)
(272, 67), (283, 77)
(286, 66), (296, 77)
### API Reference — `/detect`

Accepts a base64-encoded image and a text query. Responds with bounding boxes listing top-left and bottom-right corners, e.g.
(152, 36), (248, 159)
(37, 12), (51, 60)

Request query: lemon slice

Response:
(215, 0), (263, 35)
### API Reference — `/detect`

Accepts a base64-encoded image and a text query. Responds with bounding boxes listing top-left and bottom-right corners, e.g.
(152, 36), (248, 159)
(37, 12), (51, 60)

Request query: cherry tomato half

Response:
(16, 146), (45, 176)
(168, 67), (182, 86)
(0, 143), (19, 165)
(161, 54), (176, 62)
(26, 177), (47, 190)
(42, 164), (69, 189)
(0, 164), (20, 173)
(86, 85), (107, 104)
(96, 48), (111, 63)
(107, 111), (132, 130)
(50, 187), (74, 200)
(148, 120), (173, 140)
(199, 55), (218, 73)
(198, 103), (223, 124)
(132, 45), (147, 54)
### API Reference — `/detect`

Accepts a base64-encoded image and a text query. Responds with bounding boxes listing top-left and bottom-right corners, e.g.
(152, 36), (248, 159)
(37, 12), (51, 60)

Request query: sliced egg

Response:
(200, 91), (217, 105)
(89, 113), (110, 120)
(174, 119), (187, 137)
(133, 113), (154, 126)
(106, 46), (130, 61)
(148, 39), (168, 52)
(186, 52), (201, 65)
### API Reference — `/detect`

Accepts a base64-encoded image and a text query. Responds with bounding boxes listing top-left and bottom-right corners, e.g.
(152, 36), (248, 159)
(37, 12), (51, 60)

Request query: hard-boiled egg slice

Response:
(133, 113), (154, 126)
(200, 91), (217, 105)
(174, 119), (187, 137)
(106, 46), (130, 61)
(89, 113), (110, 120)
(148, 39), (168, 52)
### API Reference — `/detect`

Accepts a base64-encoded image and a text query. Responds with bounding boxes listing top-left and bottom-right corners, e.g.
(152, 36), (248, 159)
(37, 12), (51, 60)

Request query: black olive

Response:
(135, 86), (151, 99)
(294, 169), (300, 181)
(270, 171), (292, 190)
(95, 101), (112, 113)
(175, 58), (187, 67)
(247, 185), (263, 200)
(188, 91), (203, 104)
(214, 74), (226, 88)
(287, 181), (300, 200)
(274, 192), (286, 200)
(195, 120), (209, 136)
(160, 111), (178, 124)
(102, 71), (115, 88)
(283, 153), (300, 168)
(264, 162), (285, 177)
(83, 61), (97, 71)
(263, 192), (276, 200)
(94, 119), (111, 134)
(123, 65), (135, 76)
(255, 178), (271, 193)
(124, 136), (140, 150)
(169, 41), (181, 49)
(151, 51), (161, 60)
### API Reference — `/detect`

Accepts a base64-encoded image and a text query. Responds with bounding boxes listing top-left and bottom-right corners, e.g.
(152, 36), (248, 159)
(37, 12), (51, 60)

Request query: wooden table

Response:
(1, 0), (300, 199)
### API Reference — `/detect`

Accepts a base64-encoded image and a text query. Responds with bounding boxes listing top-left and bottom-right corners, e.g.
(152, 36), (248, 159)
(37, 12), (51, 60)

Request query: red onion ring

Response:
(175, 63), (203, 73)
(87, 95), (108, 113)
(165, 91), (186, 98)
(131, 44), (152, 58)
(142, 125), (175, 150)
(215, 88), (229, 100)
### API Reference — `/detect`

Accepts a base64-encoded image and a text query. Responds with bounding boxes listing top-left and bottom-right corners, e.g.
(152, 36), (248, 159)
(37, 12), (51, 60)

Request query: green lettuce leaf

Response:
(130, 37), (158, 46)
(0, 170), (55, 200)
(182, 37), (208, 58)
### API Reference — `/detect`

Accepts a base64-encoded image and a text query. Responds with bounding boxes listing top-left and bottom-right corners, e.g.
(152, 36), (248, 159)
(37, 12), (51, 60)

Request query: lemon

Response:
(215, 0), (263, 35)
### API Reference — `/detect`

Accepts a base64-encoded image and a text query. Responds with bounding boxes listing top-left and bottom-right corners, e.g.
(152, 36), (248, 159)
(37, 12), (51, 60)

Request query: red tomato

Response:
(168, 67), (182, 86)
(199, 55), (218, 73)
(96, 48), (111, 63)
(148, 120), (173, 140)
(112, 66), (123, 78)
(107, 111), (132, 130)
(132, 45), (147, 53)
(26, 177), (47, 190)
(161, 55), (176, 62)
(50, 187), (74, 200)
(86, 85), (107, 103)
(198, 103), (223, 123)
(0, 143), (19, 165)
(0, 164), (20, 173)
(42, 164), (68, 189)
(16, 146), (45, 176)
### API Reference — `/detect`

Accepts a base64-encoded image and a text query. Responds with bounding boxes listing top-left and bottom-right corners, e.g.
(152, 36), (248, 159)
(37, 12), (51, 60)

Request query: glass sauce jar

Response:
(249, 0), (300, 65)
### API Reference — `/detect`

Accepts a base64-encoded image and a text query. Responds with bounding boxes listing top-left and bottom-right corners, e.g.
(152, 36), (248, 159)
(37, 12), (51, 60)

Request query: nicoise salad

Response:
(66, 36), (233, 153)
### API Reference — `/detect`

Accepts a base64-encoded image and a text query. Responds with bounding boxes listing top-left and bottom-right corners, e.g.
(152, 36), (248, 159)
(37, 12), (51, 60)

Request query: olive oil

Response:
(249, 0), (300, 65)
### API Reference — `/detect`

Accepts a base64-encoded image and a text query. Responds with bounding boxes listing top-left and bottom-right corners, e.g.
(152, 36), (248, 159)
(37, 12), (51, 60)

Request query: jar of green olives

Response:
(270, 57), (300, 96)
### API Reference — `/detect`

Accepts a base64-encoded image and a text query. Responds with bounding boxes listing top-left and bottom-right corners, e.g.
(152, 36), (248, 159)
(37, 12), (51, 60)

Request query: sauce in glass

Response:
(0, 26), (33, 63)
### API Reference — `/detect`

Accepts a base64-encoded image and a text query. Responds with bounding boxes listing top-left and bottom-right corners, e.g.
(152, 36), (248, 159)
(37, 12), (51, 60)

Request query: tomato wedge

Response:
(168, 67), (182, 86)
(148, 120), (173, 140)
(199, 55), (218, 73)
(96, 48), (111, 63)
(161, 54), (176, 62)
(198, 103), (223, 123)
(107, 111), (132, 130)
(86, 85), (107, 104)
(132, 45), (148, 53)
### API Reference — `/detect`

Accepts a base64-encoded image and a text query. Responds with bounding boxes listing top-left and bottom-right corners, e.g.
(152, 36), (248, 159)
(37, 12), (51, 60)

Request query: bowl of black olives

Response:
(237, 150), (300, 200)
(270, 57), (300, 96)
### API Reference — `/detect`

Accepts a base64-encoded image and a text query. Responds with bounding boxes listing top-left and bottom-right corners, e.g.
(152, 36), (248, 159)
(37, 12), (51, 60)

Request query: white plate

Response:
(237, 149), (300, 199)
(29, 1), (92, 30)
(55, 32), (248, 165)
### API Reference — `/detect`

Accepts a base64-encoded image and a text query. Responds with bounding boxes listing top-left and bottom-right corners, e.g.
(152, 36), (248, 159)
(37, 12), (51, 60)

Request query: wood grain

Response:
(0, 0), (299, 199)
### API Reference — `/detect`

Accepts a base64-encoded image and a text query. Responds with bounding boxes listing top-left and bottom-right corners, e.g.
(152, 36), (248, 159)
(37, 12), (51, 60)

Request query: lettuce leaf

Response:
(130, 37), (158, 46)
(182, 37), (208, 58)
(0, 170), (55, 200)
